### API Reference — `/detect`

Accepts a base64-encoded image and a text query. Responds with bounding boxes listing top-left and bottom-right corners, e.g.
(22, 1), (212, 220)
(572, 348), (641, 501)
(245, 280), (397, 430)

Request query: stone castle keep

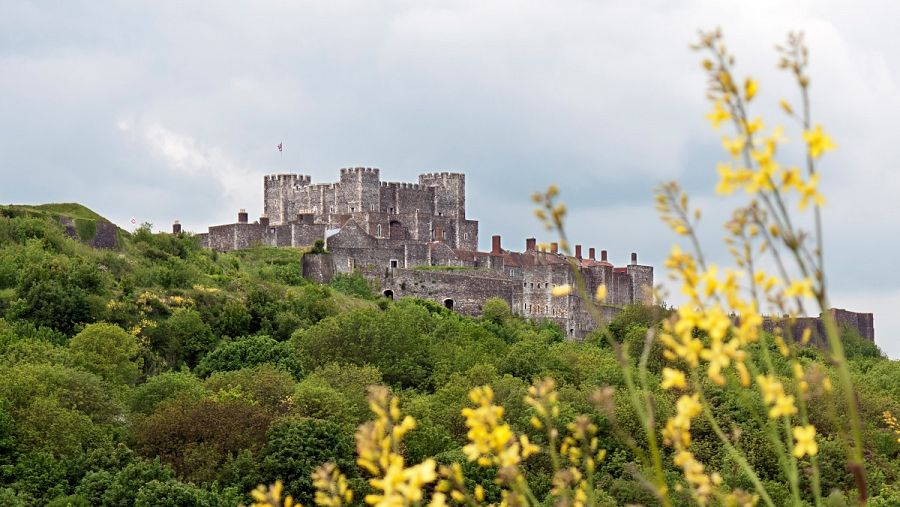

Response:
(194, 168), (653, 338)
(192, 167), (874, 342)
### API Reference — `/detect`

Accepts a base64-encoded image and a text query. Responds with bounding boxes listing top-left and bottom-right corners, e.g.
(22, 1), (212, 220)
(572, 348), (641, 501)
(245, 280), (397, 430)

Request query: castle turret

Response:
(238, 209), (248, 224)
(339, 167), (381, 214)
(172, 220), (181, 234)
(264, 173), (311, 225)
(418, 172), (466, 219)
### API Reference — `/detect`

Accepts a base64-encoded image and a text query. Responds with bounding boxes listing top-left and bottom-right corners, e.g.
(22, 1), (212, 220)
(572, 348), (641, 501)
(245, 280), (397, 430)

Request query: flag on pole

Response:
(277, 142), (283, 153)
(130, 216), (136, 225)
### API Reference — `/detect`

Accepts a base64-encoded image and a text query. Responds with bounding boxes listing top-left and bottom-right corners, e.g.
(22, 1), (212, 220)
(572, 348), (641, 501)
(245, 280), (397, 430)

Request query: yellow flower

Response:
(784, 279), (814, 299)
(803, 125), (836, 158)
(551, 285), (572, 297)
(595, 284), (607, 302)
(661, 368), (687, 390)
(722, 136), (746, 158)
(744, 78), (758, 102)
(706, 101), (731, 129)
(770, 394), (798, 419)
(792, 425), (818, 458)
(743, 117), (763, 134)
(797, 173), (825, 210)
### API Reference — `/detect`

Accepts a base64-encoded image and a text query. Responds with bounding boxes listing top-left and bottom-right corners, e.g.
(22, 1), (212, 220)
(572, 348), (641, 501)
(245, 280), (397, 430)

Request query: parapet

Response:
(380, 181), (423, 190)
(264, 173), (312, 184)
(340, 167), (380, 176)
(419, 172), (465, 182)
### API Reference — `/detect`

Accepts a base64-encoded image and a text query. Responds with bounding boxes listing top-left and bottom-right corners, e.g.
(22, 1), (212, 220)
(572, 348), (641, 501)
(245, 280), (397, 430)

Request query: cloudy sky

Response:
(2, 1), (898, 356)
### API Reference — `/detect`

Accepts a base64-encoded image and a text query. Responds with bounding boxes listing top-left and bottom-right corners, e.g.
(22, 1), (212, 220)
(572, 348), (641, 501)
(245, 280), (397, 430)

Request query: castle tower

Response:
(418, 172), (466, 219)
(264, 173), (311, 225)
(339, 167), (381, 214)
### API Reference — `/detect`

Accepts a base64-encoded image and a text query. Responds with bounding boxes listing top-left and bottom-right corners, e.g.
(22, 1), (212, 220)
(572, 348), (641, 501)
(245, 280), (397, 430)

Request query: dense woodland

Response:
(0, 207), (898, 506)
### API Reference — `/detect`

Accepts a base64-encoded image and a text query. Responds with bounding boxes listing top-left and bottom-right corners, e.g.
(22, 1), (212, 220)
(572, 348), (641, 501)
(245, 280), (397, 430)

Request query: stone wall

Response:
(381, 268), (522, 316)
(302, 253), (335, 284)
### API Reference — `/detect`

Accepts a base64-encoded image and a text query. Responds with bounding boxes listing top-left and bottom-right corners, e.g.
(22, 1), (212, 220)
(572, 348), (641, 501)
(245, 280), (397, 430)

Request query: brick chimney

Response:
(259, 215), (270, 227)
(526, 237), (536, 252)
(575, 245), (582, 259)
(551, 242), (558, 254)
(491, 235), (502, 254)
(589, 247), (596, 261)
(238, 209), (248, 224)
(434, 225), (443, 242)
(172, 221), (181, 234)
(631, 252), (638, 265)
(601, 250), (608, 262)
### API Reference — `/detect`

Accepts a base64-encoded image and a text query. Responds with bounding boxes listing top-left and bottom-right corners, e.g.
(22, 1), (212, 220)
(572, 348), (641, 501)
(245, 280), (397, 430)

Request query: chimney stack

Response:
(491, 235), (502, 254)
(631, 252), (638, 265)
(434, 225), (444, 242)
(589, 247), (596, 260)
(238, 209), (248, 224)
(526, 237), (536, 252)
(551, 242), (559, 254)
(575, 245), (582, 259)
(172, 221), (181, 234)
(601, 250), (608, 262)
(259, 215), (270, 227)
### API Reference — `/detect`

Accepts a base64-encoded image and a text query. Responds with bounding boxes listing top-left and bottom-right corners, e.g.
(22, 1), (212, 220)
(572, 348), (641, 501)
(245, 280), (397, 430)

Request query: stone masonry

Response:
(190, 168), (874, 342)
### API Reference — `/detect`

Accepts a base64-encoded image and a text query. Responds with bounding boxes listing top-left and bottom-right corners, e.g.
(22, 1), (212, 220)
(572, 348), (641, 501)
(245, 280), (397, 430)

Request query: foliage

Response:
(329, 272), (375, 300)
(69, 323), (142, 385)
(259, 418), (356, 503)
(195, 335), (303, 379)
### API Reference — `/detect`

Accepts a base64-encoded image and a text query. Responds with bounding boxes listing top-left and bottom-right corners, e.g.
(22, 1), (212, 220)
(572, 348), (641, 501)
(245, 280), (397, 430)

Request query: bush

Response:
(329, 272), (375, 299)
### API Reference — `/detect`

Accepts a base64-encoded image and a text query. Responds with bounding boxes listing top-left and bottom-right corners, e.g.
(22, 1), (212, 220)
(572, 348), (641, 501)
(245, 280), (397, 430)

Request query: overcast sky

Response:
(2, 1), (898, 357)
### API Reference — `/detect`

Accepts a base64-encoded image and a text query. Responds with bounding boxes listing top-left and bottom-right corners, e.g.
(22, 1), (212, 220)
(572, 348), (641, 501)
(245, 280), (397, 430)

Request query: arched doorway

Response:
(383, 290), (394, 300)
(443, 298), (454, 310)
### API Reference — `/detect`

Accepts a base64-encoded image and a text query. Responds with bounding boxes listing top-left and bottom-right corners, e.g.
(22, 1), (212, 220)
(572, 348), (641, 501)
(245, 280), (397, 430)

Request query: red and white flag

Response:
(277, 142), (283, 153)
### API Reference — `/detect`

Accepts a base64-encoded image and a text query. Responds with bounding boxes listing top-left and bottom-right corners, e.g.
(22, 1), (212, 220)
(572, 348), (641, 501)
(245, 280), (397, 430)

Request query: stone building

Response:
(193, 168), (654, 339)
(190, 167), (874, 342)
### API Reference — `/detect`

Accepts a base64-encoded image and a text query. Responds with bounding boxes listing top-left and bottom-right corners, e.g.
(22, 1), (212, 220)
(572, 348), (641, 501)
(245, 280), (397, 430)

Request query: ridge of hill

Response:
(1, 202), (124, 248)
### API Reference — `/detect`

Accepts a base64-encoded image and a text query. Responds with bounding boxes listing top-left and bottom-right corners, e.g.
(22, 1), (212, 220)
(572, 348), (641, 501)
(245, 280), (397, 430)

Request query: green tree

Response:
(195, 335), (303, 379)
(69, 323), (142, 385)
(152, 309), (216, 367)
(260, 418), (356, 503)
(128, 372), (206, 415)
(134, 397), (274, 483)
(481, 297), (511, 323)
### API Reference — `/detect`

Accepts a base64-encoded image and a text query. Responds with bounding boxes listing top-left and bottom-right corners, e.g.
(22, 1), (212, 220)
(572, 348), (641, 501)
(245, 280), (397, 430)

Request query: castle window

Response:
(530, 283), (533, 288)
(390, 259), (398, 269)
(438, 212), (443, 216)
(376, 224), (382, 237)
(371, 204), (376, 211)
(464, 233), (469, 240)
(329, 206), (334, 213)
(350, 207), (355, 212)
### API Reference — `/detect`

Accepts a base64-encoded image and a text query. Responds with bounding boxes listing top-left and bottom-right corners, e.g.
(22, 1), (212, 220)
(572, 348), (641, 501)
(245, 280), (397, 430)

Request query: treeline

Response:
(0, 211), (898, 506)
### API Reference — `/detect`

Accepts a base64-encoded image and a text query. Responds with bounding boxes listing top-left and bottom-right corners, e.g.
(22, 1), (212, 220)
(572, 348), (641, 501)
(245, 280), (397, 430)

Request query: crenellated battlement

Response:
(265, 173), (312, 184)
(419, 172), (464, 182)
(340, 167), (380, 175)
(380, 181), (424, 190)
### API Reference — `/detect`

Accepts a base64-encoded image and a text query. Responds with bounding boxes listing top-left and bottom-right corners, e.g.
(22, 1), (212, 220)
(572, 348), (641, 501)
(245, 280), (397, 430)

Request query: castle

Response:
(194, 168), (653, 339)
(191, 167), (874, 343)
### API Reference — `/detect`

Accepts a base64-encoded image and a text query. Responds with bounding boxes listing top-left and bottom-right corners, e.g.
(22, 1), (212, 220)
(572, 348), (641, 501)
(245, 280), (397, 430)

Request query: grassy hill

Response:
(0, 203), (897, 506)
